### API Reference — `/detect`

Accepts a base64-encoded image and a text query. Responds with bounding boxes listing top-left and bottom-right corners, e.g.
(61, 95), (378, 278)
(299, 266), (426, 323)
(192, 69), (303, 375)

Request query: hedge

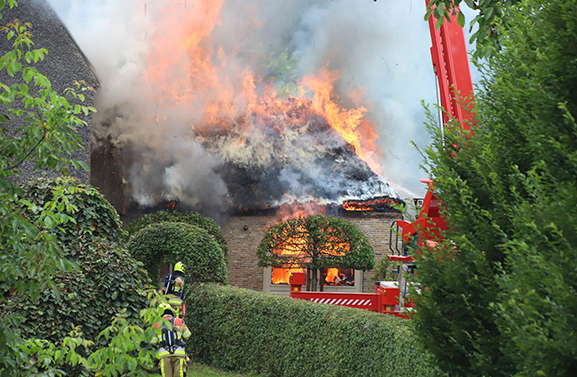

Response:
(128, 222), (228, 286)
(127, 210), (229, 262)
(185, 284), (442, 377)
(2, 239), (149, 344)
(17, 177), (127, 251)
(2, 178), (151, 375)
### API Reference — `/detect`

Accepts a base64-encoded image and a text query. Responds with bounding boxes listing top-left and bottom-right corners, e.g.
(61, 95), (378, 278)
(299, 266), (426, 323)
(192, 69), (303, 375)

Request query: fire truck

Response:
(289, 0), (474, 317)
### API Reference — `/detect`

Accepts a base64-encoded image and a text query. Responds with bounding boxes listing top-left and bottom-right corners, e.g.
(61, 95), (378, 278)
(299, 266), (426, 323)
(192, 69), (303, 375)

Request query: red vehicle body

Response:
(290, 1), (474, 317)
(288, 271), (411, 318)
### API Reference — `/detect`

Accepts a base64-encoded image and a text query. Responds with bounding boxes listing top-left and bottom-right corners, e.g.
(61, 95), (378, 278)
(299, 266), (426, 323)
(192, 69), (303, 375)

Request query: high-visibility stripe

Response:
(158, 348), (186, 358)
(307, 297), (374, 308)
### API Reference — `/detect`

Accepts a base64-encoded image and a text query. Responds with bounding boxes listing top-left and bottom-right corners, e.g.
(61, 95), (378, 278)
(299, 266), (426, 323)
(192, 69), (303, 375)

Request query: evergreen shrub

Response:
(128, 222), (228, 286)
(127, 210), (229, 262)
(18, 177), (127, 250)
(185, 283), (442, 377)
(414, 1), (577, 376)
(2, 178), (149, 343)
(2, 239), (149, 343)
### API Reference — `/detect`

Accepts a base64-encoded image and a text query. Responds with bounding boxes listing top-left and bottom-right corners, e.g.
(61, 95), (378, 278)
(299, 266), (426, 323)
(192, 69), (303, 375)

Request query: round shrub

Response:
(18, 177), (127, 251)
(3, 177), (150, 346)
(127, 210), (228, 262)
(128, 222), (228, 286)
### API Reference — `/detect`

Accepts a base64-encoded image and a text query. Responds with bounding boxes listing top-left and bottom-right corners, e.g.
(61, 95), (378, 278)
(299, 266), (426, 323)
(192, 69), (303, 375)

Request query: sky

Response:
(45, 0), (479, 204)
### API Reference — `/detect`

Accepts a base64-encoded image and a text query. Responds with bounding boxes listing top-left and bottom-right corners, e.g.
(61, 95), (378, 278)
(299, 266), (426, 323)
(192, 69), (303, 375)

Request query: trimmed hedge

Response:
(18, 177), (127, 251)
(2, 178), (151, 346)
(127, 210), (229, 262)
(2, 239), (149, 344)
(185, 284), (442, 377)
(128, 222), (228, 286)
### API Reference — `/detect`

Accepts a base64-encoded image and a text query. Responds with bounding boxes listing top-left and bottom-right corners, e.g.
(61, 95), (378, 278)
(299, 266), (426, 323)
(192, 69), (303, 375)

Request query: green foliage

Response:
(373, 255), (400, 282)
(2, 238), (150, 360)
(261, 49), (301, 96)
(0, 7), (97, 375)
(425, 0), (520, 59)
(0, 20), (96, 175)
(186, 283), (442, 377)
(17, 177), (127, 249)
(257, 214), (374, 290)
(84, 305), (160, 377)
(415, 1), (577, 376)
(128, 222), (228, 286)
(128, 210), (229, 261)
(13, 302), (164, 377)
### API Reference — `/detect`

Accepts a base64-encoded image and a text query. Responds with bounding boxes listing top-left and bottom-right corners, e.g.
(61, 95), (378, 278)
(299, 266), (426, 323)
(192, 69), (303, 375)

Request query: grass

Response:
(187, 362), (255, 377)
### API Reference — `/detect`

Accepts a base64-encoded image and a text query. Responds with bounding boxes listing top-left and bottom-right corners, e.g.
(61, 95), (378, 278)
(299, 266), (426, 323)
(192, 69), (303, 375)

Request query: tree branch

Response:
(5, 130), (47, 171)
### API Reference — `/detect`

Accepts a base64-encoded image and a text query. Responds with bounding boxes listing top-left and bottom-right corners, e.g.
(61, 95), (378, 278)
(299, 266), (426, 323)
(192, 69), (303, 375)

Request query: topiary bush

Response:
(185, 283), (442, 377)
(2, 238), (150, 344)
(128, 222), (228, 286)
(127, 210), (228, 262)
(2, 178), (150, 344)
(258, 214), (374, 290)
(17, 177), (127, 250)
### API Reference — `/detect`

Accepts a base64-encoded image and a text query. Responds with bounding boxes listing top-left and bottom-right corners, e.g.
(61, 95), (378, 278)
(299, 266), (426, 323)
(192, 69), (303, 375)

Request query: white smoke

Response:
(46, 0), (464, 208)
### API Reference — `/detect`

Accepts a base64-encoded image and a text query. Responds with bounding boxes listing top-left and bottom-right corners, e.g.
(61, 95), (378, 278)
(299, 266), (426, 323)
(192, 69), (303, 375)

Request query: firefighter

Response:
(152, 302), (191, 377)
(162, 262), (186, 318)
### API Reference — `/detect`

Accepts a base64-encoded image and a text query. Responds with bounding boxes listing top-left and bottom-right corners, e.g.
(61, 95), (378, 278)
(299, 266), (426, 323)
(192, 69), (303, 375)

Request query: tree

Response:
(257, 214), (374, 291)
(425, 0), (520, 59)
(0, 4), (161, 376)
(1, 177), (150, 341)
(414, 0), (577, 376)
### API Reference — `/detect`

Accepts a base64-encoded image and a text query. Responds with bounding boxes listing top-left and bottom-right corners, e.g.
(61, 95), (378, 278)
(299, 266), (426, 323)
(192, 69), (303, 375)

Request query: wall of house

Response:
(221, 211), (403, 294)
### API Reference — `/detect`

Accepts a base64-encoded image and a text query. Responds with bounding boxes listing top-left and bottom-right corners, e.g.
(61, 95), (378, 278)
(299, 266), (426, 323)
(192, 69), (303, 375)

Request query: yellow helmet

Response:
(157, 302), (174, 316)
(174, 262), (185, 273)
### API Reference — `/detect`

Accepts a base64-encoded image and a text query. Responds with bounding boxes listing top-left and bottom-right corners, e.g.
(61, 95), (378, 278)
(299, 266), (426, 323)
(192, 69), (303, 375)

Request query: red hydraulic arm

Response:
(426, 0), (475, 129)
(390, 178), (449, 263)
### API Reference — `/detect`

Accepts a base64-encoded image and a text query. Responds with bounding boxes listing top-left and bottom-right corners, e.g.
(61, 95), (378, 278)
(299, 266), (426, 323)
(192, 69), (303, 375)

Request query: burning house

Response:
(91, 79), (405, 293)
(40, 0), (438, 294)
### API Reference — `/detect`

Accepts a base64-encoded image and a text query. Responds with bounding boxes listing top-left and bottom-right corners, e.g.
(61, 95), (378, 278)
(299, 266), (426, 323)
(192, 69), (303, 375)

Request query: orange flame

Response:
(325, 268), (339, 283)
(300, 67), (382, 175)
(272, 266), (303, 285)
(342, 198), (395, 211)
(276, 202), (324, 222)
(270, 203), (353, 286)
(143, 1), (384, 176)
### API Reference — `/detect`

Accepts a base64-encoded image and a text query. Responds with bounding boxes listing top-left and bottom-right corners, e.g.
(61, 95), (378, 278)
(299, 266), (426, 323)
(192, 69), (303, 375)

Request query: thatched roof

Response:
(1, 0), (98, 184)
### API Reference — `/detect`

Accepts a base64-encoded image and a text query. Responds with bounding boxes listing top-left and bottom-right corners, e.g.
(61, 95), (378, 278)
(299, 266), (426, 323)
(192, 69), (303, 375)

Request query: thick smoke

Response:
(47, 0), (443, 213)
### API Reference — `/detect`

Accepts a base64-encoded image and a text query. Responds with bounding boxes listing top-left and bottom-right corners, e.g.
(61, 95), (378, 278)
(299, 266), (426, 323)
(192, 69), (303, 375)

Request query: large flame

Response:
(143, 0), (383, 176)
(270, 205), (354, 286)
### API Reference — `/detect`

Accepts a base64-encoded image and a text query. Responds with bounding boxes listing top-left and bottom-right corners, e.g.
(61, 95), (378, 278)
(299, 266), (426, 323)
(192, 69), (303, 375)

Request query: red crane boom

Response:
(426, 0), (475, 129)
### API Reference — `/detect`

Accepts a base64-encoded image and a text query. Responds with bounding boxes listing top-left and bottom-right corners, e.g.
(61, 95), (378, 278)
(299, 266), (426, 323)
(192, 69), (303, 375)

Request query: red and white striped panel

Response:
(306, 297), (374, 309)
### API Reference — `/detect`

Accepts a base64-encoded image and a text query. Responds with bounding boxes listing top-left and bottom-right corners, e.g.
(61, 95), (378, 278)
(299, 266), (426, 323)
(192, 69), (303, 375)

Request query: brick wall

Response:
(222, 211), (403, 293)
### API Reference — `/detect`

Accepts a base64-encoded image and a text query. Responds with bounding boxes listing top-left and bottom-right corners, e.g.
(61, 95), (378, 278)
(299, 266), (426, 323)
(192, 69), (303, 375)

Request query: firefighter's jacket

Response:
(152, 315), (191, 359)
(162, 272), (185, 298)
(167, 294), (185, 318)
